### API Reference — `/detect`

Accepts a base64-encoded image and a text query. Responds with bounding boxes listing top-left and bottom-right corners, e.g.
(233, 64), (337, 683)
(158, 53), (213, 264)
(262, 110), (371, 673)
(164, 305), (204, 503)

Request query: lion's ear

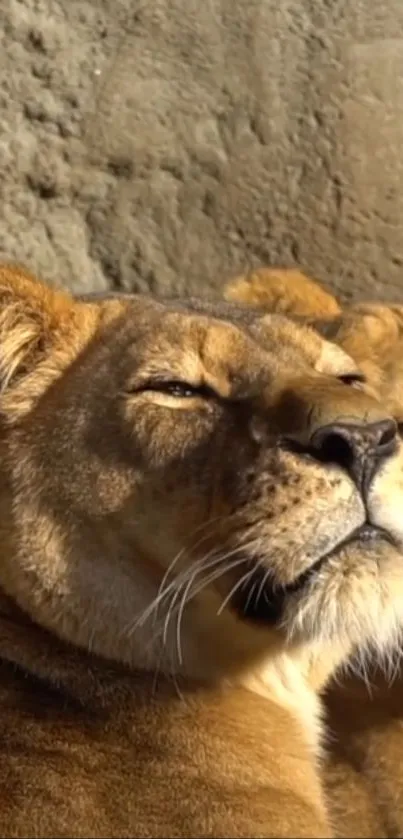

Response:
(223, 267), (341, 319)
(0, 264), (76, 392)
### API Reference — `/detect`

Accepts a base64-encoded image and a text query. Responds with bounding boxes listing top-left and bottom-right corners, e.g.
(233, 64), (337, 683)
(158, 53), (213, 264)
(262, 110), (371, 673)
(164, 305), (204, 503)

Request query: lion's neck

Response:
(236, 654), (323, 755)
(0, 584), (329, 761)
(0, 538), (345, 764)
(0, 588), (155, 709)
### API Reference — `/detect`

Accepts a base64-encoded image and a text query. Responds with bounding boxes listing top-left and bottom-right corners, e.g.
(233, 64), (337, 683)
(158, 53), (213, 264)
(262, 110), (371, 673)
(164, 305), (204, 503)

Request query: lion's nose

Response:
(310, 418), (397, 494)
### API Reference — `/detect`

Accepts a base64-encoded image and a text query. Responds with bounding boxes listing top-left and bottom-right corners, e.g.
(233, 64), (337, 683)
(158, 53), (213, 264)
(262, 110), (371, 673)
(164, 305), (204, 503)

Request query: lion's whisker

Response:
(173, 549), (255, 665)
(216, 566), (256, 617)
(155, 513), (238, 607)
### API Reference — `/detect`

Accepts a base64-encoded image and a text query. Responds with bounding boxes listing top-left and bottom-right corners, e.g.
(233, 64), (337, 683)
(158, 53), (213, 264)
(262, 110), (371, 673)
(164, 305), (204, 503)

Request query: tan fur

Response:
(1, 266), (403, 836)
(224, 265), (403, 837)
(224, 267), (341, 319)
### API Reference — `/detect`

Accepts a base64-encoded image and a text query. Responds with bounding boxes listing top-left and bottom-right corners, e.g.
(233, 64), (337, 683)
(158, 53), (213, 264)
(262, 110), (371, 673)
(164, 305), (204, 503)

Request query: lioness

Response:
(225, 266), (403, 838)
(0, 266), (403, 837)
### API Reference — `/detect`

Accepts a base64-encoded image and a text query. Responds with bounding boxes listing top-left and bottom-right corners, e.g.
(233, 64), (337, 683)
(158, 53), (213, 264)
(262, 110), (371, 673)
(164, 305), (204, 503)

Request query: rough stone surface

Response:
(1, 0), (403, 302)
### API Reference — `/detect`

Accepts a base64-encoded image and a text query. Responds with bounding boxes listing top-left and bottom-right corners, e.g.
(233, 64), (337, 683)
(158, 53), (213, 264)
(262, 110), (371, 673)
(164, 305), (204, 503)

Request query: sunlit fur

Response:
(1, 264), (403, 835)
(224, 267), (341, 319)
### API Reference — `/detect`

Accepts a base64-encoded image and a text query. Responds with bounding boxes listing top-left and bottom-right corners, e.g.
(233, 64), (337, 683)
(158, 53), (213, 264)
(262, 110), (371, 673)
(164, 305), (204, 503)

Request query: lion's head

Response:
(0, 265), (402, 695)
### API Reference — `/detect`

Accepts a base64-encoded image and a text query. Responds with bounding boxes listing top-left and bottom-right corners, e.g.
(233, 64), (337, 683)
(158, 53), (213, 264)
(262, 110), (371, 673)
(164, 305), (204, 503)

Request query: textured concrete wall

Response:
(2, 0), (403, 302)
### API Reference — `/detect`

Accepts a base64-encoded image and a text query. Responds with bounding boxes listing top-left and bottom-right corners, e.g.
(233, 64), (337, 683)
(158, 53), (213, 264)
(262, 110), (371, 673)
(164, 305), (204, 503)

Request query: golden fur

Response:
(226, 265), (403, 837)
(224, 268), (341, 319)
(0, 265), (403, 836)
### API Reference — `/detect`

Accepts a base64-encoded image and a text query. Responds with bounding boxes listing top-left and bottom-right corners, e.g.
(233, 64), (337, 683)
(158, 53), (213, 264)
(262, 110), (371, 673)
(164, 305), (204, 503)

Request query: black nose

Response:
(310, 418), (397, 494)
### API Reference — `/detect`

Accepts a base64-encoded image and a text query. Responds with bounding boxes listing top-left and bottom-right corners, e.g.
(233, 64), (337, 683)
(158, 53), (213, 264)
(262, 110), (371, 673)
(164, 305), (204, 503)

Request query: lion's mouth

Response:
(231, 525), (391, 625)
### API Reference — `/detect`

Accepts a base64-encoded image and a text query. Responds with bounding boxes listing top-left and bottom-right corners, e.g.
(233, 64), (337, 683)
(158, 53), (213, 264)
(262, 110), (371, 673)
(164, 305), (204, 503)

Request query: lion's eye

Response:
(337, 372), (366, 388)
(136, 380), (217, 399)
(157, 382), (196, 398)
(152, 381), (203, 398)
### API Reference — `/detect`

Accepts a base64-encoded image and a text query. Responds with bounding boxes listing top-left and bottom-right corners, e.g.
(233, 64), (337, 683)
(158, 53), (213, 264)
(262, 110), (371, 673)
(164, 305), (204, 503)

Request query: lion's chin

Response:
(230, 524), (392, 628)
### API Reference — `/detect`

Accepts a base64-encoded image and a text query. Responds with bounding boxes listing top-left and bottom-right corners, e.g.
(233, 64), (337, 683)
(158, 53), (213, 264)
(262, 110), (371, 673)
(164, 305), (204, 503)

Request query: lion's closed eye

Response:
(337, 371), (367, 388)
(130, 379), (218, 400)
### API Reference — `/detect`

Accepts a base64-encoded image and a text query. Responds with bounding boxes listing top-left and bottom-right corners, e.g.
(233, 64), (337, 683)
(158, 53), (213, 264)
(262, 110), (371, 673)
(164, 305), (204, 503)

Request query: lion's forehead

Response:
(101, 298), (328, 383)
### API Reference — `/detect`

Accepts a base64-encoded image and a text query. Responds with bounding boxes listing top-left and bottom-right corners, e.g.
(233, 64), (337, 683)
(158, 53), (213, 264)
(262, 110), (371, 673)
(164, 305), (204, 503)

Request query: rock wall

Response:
(2, 0), (403, 302)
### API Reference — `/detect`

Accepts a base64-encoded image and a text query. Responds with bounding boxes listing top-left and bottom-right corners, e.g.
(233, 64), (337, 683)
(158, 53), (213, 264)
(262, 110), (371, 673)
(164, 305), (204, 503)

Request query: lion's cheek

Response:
(368, 450), (403, 546)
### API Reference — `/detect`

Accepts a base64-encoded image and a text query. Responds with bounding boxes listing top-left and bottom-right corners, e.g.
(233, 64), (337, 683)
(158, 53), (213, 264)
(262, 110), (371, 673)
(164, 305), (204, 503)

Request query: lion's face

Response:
(1, 267), (403, 686)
